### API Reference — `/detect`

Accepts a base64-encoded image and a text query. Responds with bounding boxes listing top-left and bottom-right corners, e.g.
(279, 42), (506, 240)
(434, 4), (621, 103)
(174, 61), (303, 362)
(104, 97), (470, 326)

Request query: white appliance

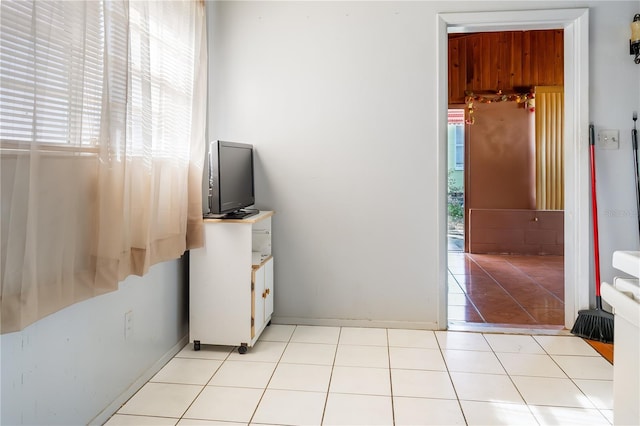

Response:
(601, 250), (640, 425)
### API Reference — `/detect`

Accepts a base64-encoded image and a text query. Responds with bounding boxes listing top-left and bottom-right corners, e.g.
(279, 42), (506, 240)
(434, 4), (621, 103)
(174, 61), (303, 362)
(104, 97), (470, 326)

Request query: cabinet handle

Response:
(262, 291), (267, 298)
(265, 288), (270, 295)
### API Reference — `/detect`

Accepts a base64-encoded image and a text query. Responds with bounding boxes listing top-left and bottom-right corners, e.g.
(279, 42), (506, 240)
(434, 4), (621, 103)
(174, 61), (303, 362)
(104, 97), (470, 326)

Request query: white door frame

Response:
(436, 8), (590, 330)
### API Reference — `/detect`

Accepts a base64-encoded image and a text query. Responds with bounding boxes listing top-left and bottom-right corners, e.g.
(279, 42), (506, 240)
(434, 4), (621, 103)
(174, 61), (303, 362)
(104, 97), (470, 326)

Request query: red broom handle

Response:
(589, 124), (602, 297)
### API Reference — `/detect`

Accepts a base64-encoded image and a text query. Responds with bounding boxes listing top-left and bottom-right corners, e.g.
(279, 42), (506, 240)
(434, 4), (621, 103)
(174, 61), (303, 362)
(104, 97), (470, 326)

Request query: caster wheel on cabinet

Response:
(238, 345), (248, 354)
(194, 340), (201, 351)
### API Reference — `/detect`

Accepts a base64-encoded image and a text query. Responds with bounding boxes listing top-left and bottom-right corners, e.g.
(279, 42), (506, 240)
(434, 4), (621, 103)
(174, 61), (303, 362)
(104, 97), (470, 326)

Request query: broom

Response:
(570, 124), (614, 343)
(632, 111), (639, 241)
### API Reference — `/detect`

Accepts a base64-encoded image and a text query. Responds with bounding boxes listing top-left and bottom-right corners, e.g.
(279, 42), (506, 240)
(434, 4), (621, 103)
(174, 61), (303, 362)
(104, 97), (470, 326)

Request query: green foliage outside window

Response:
(447, 170), (463, 229)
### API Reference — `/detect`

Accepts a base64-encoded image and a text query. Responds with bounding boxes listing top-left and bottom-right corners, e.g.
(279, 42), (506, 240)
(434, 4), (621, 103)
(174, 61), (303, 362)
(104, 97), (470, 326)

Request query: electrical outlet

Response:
(124, 310), (133, 339)
(598, 129), (619, 150)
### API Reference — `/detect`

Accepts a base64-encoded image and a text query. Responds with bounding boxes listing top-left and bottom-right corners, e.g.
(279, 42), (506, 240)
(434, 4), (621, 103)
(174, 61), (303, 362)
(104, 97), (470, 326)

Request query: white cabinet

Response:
(189, 211), (274, 353)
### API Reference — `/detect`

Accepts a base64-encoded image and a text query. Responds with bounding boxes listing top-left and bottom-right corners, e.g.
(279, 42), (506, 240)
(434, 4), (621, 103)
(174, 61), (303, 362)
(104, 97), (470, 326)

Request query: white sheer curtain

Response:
(0, 0), (206, 333)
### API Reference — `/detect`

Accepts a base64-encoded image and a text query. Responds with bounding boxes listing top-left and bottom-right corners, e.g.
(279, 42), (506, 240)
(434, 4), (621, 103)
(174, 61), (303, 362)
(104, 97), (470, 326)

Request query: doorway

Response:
(446, 30), (565, 326)
(437, 8), (591, 331)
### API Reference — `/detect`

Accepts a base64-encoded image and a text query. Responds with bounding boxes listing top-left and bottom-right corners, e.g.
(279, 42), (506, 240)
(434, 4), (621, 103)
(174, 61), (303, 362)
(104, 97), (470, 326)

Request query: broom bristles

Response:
(570, 309), (614, 343)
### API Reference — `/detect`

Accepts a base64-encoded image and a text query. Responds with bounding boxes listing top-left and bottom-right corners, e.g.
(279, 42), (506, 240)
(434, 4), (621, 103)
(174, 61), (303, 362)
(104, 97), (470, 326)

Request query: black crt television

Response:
(207, 140), (258, 219)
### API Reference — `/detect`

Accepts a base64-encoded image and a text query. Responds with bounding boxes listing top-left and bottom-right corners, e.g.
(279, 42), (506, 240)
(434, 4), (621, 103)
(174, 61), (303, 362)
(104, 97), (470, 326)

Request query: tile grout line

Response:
(181, 345), (236, 423)
(436, 330), (470, 426)
(516, 335), (610, 417)
(501, 255), (565, 304)
(542, 338), (612, 414)
(481, 332), (542, 423)
(449, 271), (487, 323)
(319, 326), (341, 426)
(246, 325), (297, 425)
(386, 328), (396, 426)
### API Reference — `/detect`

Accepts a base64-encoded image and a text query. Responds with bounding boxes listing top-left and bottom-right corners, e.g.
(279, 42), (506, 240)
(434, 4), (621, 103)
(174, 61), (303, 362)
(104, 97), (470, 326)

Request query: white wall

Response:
(209, 1), (440, 328)
(0, 258), (189, 425)
(587, 2), (640, 282)
(208, 1), (640, 328)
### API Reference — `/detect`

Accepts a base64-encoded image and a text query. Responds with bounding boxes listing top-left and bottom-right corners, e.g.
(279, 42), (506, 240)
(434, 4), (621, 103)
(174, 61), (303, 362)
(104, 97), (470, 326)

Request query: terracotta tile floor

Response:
(448, 252), (565, 326)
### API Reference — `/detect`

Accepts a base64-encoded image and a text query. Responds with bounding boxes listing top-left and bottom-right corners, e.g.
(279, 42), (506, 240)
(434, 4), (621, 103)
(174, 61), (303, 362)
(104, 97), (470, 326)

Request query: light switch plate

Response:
(598, 129), (619, 150)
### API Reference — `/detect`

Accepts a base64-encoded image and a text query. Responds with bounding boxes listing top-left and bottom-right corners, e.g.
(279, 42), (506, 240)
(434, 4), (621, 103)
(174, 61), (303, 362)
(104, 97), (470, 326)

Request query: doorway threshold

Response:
(448, 321), (571, 336)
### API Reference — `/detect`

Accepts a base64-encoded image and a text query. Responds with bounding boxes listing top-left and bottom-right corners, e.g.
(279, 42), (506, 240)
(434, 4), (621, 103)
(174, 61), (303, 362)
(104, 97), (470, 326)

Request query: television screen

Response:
(207, 141), (257, 219)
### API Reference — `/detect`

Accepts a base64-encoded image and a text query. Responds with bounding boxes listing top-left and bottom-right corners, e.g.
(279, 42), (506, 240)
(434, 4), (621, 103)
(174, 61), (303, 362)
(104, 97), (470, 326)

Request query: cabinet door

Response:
(264, 258), (274, 320)
(252, 265), (266, 338)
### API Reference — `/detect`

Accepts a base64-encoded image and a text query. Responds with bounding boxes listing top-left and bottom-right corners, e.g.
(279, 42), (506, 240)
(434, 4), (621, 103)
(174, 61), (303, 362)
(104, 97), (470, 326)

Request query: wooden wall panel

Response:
(496, 32), (510, 89)
(511, 32), (523, 88)
(449, 38), (466, 104)
(553, 31), (564, 84)
(448, 30), (563, 104)
(467, 35), (481, 90)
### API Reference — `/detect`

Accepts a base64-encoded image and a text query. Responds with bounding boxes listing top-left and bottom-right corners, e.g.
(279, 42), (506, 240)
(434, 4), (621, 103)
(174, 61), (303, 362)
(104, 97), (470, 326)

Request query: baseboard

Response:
(271, 316), (441, 330)
(88, 334), (189, 426)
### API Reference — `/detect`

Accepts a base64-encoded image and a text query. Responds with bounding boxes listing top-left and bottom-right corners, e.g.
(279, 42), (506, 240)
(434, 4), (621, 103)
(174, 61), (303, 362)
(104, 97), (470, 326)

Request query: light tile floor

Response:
(105, 325), (613, 426)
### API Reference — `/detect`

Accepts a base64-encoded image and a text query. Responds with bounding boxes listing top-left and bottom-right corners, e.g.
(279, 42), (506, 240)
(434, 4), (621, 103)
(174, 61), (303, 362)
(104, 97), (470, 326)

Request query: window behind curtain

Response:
(0, 1), (104, 147)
